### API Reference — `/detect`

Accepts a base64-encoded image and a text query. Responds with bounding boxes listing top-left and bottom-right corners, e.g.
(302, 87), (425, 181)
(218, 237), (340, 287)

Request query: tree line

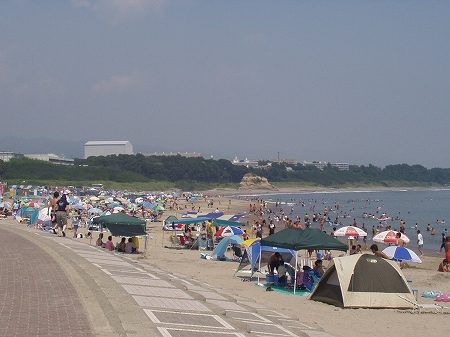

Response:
(0, 155), (449, 188)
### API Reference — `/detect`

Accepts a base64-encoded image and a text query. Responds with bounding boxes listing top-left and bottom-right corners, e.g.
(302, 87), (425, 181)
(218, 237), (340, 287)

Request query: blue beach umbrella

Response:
(382, 246), (422, 263)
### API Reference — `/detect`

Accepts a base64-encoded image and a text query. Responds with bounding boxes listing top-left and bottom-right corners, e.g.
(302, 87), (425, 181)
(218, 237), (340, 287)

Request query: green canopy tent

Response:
(259, 227), (348, 293)
(93, 213), (146, 237)
(261, 227), (348, 251)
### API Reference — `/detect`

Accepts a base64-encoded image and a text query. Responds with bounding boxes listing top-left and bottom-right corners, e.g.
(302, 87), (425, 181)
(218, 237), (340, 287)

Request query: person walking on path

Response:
(55, 193), (70, 237)
(417, 230), (424, 256)
(47, 191), (59, 232)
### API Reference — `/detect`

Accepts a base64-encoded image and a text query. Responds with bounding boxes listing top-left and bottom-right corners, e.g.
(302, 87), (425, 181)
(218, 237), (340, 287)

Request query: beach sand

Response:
(141, 191), (450, 336)
(10, 188), (450, 336)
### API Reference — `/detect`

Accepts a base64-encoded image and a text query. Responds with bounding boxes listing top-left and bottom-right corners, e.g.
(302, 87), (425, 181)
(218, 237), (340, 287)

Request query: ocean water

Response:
(248, 189), (450, 254)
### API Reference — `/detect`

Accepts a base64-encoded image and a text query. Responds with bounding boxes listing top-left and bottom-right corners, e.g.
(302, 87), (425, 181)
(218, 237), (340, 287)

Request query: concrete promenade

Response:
(0, 221), (336, 337)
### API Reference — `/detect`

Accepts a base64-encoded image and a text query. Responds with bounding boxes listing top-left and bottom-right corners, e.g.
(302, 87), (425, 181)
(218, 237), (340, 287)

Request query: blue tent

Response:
(235, 240), (297, 279)
(198, 212), (224, 219)
(228, 213), (245, 222)
(211, 235), (243, 260)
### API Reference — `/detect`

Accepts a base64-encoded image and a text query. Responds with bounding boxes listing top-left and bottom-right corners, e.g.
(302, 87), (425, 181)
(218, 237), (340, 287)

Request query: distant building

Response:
(84, 141), (133, 159)
(301, 161), (349, 171)
(331, 163), (350, 171)
(25, 154), (74, 165)
(282, 159), (298, 165)
(143, 152), (202, 158)
(232, 157), (259, 168)
(0, 151), (24, 162)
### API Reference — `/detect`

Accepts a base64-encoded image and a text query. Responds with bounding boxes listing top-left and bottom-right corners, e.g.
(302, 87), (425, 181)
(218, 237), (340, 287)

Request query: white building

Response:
(232, 157), (259, 168)
(0, 151), (24, 162)
(25, 154), (74, 165)
(84, 141), (133, 159)
(301, 161), (349, 171)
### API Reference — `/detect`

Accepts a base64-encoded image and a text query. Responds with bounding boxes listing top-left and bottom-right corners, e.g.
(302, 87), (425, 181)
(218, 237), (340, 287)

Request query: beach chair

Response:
(397, 295), (447, 314)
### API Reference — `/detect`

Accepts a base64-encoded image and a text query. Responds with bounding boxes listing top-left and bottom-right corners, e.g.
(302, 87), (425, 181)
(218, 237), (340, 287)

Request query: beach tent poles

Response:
(257, 248), (299, 294)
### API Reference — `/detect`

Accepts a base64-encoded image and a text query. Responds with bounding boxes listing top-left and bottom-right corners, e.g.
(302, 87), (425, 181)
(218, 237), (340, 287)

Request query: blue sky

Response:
(1, 1), (449, 168)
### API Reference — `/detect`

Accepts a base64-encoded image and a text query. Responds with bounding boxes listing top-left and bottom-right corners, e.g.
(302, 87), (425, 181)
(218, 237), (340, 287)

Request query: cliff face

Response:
(238, 173), (278, 191)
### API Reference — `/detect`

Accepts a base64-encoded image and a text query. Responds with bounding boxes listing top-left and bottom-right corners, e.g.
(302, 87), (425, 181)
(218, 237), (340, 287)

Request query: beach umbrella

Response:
(333, 226), (367, 237)
(90, 196), (100, 201)
(72, 204), (85, 210)
(373, 230), (410, 244)
(382, 246), (422, 263)
(139, 201), (155, 209)
(214, 226), (244, 237)
(88, 207), (102, 214)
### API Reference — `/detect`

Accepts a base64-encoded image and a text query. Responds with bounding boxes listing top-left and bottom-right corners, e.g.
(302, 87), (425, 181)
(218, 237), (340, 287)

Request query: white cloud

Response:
(91, 74), (139, 94)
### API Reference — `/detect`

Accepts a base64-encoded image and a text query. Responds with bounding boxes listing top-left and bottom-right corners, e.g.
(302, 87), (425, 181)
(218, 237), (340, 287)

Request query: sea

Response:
(238, 188), (450, 255)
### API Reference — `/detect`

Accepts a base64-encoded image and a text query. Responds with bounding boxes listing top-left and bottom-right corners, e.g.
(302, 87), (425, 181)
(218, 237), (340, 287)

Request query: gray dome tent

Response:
(309, 254), (415, 308)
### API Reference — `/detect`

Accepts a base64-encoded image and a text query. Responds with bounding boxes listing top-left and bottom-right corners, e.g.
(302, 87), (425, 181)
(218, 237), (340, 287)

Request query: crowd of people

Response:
(95, 232), (140, 254)
(42, 189), (144, 254)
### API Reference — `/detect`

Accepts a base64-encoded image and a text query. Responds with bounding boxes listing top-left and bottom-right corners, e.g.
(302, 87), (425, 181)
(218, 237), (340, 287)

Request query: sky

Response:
(1, 0), (449, 168)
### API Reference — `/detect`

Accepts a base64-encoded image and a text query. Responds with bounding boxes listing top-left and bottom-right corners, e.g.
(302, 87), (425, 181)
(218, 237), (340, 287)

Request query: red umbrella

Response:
(333, 226), (367, 237)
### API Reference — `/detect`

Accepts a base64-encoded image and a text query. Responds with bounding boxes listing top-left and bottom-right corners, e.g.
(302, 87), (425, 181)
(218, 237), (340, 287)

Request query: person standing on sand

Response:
(417, 230), (424, 256)
(444, 236), (450, 263)
(396, 232), (406, 247)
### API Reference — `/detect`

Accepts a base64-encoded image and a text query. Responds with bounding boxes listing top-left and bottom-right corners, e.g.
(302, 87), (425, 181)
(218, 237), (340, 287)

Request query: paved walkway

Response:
(0, 221), (336, 337)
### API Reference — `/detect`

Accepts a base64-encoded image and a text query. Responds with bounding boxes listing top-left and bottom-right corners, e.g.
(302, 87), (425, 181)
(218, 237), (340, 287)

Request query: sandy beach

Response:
(105, 190), (450, 335)
(6, 188), (450, 336)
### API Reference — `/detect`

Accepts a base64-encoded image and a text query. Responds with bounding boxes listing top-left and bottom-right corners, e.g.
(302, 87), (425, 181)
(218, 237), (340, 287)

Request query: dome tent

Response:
(309, 254), (415, 308)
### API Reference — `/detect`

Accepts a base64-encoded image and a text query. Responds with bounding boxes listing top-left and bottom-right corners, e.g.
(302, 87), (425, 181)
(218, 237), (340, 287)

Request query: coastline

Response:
(206, 185), (450, 197)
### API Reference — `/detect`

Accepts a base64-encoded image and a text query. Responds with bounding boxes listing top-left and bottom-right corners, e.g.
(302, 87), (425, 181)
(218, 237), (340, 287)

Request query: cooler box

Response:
(273, 275), (279, 286)
(266, 274), (274, 284)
